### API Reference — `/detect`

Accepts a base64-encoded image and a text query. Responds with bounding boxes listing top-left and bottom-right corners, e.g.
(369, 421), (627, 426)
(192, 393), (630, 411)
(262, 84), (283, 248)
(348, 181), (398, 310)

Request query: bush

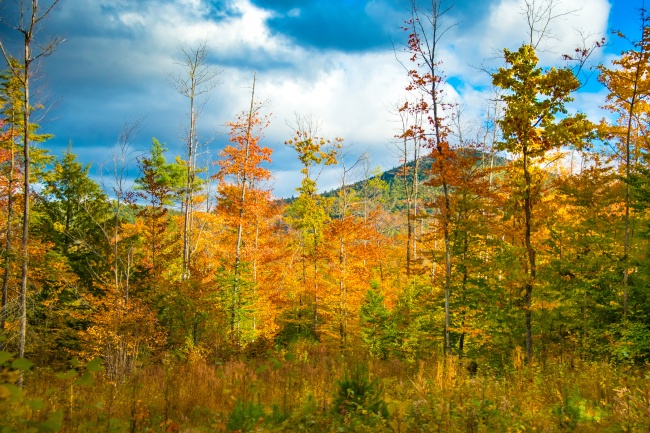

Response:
(333, 364), (388, 419)
(227, 400), (265, 432)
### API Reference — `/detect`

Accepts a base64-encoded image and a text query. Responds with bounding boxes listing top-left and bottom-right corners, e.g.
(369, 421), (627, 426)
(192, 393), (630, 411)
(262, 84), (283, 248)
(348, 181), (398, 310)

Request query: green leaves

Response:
(54, 358), (103, 387)
(85, 357), (103, 373)
(0, 352), (12, 366)
(10, 358), (33, 372)
(0, 352), (66, 433)
(38, 410), (63, 433)
(55, 370), (76, 380)
(493, 44), (593, 157)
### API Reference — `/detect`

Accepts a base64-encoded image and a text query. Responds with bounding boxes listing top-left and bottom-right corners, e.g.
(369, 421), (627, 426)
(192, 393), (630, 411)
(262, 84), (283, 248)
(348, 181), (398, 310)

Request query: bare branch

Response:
(166, 41), (222, 98)
(521, 0), (579, 50)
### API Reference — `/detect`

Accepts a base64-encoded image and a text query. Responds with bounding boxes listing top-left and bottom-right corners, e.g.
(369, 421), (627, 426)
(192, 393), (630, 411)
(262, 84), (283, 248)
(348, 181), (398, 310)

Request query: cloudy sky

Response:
(0, 0), (641, 197)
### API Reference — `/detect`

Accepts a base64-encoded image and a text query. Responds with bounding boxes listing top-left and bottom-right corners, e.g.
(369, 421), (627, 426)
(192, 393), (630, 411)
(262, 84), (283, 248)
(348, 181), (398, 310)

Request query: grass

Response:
(3, 343), (650, 432)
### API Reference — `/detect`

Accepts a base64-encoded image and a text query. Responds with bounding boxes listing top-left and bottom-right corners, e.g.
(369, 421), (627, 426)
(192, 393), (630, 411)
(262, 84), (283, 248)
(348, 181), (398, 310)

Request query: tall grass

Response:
(8, 345), (650, 432)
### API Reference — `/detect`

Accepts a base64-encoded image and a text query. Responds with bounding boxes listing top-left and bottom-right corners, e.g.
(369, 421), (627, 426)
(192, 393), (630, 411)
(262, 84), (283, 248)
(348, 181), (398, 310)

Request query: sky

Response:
(0, 0), (643, 198)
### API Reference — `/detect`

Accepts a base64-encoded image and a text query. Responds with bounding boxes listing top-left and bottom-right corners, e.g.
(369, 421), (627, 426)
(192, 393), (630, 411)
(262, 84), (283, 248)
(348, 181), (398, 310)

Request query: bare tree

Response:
(102, 119), (143, 300)
(167, 41), (221, 279)
(334, 146), (364, 347)
(404, 0), (455, 354)
(0, 0), (63, 368)
(521, 0), (578, 50)
(393, 98), (425, 278)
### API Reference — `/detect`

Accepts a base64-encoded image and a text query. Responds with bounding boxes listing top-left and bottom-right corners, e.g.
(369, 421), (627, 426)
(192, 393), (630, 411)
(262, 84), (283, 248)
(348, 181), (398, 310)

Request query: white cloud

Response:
(441, 0), (611, 87)
(483, 0), (609, 58)
(41, 0), (619, 199)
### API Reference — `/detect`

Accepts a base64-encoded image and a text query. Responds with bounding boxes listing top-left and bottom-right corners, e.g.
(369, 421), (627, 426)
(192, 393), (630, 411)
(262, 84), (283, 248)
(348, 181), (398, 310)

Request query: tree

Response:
(0, 64), (21, 349)
(285, 116), (340, 338)
(106, 120), (142, 296)
(598, 11), (650, 320)
(402, 0), (455, 354)
(167, 42), (221, 279)
(394, 99), (425, 278)
(38, 147), (112, 290)
(328, 150), (372, 347)
(0, 0), (63, 368)
(0, 58), (53, 350)
(359, 284), (394, 359)
(492, 44), (593, 361)
(0, 57), (51, 352)
(134, 138), (185, 285)
(215, 75), (273, 343)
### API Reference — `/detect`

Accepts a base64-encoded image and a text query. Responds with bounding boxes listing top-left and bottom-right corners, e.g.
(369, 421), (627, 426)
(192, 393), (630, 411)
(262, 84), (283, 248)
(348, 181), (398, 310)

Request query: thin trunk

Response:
(412, 145), (419, 261)
(622, 92), (637, 322)
(182, 88), (195, 279)
(458, 232), (469, 356)
(114, 197), (120, 294)
(64, 179), (71, 255)
(602, 9), (647, 322)
(299, 239), (306, 335)
(170, 44), (219, 279)
(18, 35), (31, 363)
(231, 74), (256, 340)
(412, 0), (453, 355)
(523, 145), (535, 362)
(403, 135), (413, 278)
(125, 246), (132, 303)
(313, 241), (318, 336)
(18, 27), (36, 364)
(0, 121), (16, 350)
(252, 215), (259, 333)
(432, 77), (452, 356)
(338, 175), (350, 347)
(151, 205), (156, 277)
(339, 234), (346, 347)
(0, 0), (64, 371)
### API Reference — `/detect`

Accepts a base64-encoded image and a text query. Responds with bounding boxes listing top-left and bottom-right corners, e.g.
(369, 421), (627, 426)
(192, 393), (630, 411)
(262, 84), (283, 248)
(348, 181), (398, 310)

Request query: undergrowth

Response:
(2, 344), (649, 432)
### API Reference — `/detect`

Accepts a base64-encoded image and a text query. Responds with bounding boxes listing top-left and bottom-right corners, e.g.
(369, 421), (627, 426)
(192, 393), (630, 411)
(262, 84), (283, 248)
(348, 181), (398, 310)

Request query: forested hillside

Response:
(1, 0), (650, 431)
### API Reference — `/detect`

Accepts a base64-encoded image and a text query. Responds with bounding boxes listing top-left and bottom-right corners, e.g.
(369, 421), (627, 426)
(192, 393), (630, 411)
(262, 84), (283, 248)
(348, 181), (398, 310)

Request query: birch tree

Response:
(167, 42), (220, 279)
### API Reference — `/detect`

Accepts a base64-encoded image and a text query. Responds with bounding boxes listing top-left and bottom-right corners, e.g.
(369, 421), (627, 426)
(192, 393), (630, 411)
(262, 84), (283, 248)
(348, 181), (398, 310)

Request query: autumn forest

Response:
(1, 0), (650, 431)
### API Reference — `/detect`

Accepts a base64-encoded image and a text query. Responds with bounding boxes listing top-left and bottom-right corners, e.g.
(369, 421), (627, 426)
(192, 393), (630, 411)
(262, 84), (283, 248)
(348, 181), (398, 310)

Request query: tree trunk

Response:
(523, 146), (535, 362)
(231, 74), (256, 342)
(18, 35), (32, 364)
(0, 121), (16, 351)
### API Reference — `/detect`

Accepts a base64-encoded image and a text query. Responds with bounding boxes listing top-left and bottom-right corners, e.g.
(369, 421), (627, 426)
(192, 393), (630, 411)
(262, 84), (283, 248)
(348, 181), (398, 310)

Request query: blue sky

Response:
(0, 0), (642, 197)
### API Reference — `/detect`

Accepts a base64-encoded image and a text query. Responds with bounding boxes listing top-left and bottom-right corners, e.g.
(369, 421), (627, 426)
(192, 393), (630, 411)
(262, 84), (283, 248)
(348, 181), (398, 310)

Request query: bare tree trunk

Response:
(0, 0), (63, 373)
(18, 24), (32, 365)
(168, 42), (220, 280)
(313, 252), (318, 336)
(335, 153), (361, 348)
(110, 120), (141, 301)
(522, 145), (535, 361)
(182, 87), (195, 279)
(397, 105), (422, 279)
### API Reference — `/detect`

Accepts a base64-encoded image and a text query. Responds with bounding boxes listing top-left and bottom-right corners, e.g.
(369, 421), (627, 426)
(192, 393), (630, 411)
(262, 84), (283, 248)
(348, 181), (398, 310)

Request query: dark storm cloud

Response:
(250, 0), (403, 51)
(0, 0), (230, 163)
(246, 0), (499, 52)
(0, 0), (618, 197)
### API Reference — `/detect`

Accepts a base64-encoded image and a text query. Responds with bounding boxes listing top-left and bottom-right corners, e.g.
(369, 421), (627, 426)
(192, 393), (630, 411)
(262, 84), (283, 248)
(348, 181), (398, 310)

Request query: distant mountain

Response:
(320, 149), (508, 204)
